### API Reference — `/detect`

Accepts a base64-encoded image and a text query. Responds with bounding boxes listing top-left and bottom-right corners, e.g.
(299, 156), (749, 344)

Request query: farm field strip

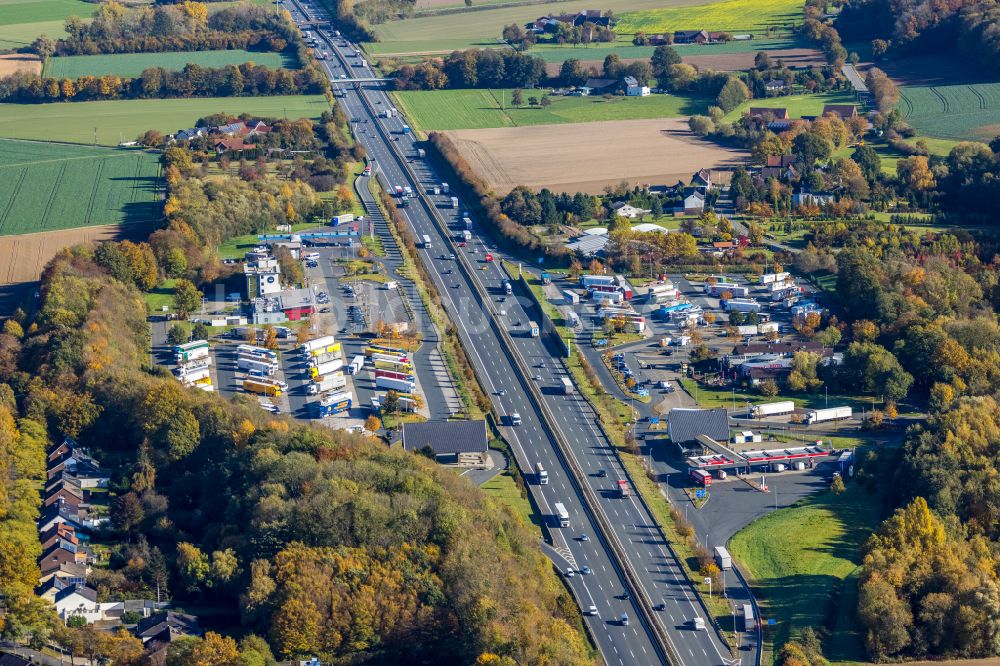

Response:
(393, 87), (707, 130)
(43, 49), (298, 78)
(0, 0), (93, 25)
(366, 0), (700, 54)
(899, 81), (1000, 139)
(0, 94), (330, 145)
(614, 0), (804, 34)
(0, 140), (161, 235)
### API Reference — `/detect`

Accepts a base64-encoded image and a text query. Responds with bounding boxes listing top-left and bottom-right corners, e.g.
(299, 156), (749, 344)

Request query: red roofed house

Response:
(749, 107), (788, 120)
(822, 104), (857, 120)
(215, 138), (246, 155)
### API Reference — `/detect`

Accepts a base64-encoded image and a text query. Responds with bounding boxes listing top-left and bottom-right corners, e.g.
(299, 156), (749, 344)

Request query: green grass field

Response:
(43, 49), (297, 78)
(481, 469), (537, 528)
(0, 139), (161, 235)
(0, 95), (330, 145)
(723, 90), (859, 122)
(366, 0), (699, 55)
(729, 484), (883, 664)
(614, 0), (803, 34)
(392, 88), (706, 130)
(898, 82), (1000, 140)
(0, 0), (95, 48)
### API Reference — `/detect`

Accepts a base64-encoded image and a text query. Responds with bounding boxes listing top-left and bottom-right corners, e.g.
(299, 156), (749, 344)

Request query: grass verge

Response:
(728, 483), (883, 664)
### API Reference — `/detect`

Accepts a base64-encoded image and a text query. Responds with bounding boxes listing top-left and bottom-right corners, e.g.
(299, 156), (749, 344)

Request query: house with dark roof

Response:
(37, 501), (82, 534)
(674, 29), (709, 44)
(583, 77), (617, 93)
(215, 138), (247, 154)
(574, 9), (610, 26)
(135, 611), (201, 644)
(763, 79), (788, 93)
(402, 420), (488, 465)
(39, 523), (78, 554)
(667, 408), (729, 445)
(822, 104), (857, 120)
(37, 575), (70, 603)
(0, 653), (33, 666)
(691, 169), (712, 190)
(38, 561), (87, 586)
(54, 585), (101, 623)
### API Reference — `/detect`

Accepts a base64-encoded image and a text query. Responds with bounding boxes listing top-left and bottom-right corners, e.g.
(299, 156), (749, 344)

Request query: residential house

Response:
(707, 31), (730, 41)
(760, 154), (798, 181)
(822, 104), (857, 120)
(39, 523), (78, 553)
(135, 611), (201, 644)
(574, 9), (610, 26)
(763, 79), (788, 93)
(172, 127), (205, 142)
(215, 138), (246, 155)
(748, 107), (788, 120)
(792, 190), (835, 207)
(240, 120), (270, 137)
(38, 561), (87, 586)
(740, 364), (793, 385)
(101, 599), (169, 623)
(767, 120), (792, 132)
(583, 78), (617, 94)
(713, 241), (735, 251)
(37, 576), (71, 603)
(43, 481), (82, 510)
(37, 501), (83, 534)
(46, 437), (108, 488)
(683, 191), (705, 214)
(0, 653), (33, 666)
(54, 585), (102, 624)
(691, 168), (712, 190)
(402, 420), (489, 465)
(610, 201), (650, 219)
(40, 544), (84, 578)
(727, 340), (830, 366)
(623, 75), (650, 96)
(215, 122), (246, 136)
(673, 30), (709, 44)
(647, 33), (672, 45)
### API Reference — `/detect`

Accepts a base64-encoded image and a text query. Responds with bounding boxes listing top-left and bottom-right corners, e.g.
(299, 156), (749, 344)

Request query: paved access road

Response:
(287, 9), (670, 665)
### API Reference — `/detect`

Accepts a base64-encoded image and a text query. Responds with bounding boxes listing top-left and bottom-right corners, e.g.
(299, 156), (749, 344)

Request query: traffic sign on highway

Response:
(649, 417), (660, 424)
(695, 489), (706, 499)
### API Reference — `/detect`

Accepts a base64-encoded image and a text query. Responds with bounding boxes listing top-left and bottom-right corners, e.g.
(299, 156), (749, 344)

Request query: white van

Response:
(691, 617), (706, 631)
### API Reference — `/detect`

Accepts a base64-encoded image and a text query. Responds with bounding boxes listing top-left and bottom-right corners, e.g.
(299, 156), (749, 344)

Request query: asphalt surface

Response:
(291, 9), (678, 664)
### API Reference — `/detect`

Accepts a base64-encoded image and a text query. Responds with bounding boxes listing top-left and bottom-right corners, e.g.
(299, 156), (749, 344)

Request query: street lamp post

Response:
(705, 576), (713, 598)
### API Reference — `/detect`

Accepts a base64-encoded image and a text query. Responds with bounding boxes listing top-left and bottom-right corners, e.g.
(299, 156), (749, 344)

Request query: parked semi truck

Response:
(751, 401), (795, 418)
(309, 351), (343, 368)
(806, 406), (852, 424)
(376, 375), (415, 392)
(560, 377), (574, 395)
(238, 355), (278, 376)
(536, 462), (548, 484)
(307, 372), (347, 394)
(236, 344), (276, 359)
(243, 378), (283, 397)
(313, 391), (352, 417)
(310, 359), (344, 380)
(724, 298), (762, 313)
(174, 340), (209, 363)
(300, 336), (337, 356)
(347, 355), (365, 375)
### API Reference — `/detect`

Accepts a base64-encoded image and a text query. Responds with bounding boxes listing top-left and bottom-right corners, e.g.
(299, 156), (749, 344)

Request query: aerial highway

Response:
(285, 4), (740, 664)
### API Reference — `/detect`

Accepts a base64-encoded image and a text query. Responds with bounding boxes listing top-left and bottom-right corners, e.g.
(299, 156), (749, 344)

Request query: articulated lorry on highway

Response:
(617, 479), (631, 498)
(751, 401), (795, 418)
(560, 377), (574, 394)
(554, 502), (569, 527)
(536, 462), (548, 484)
(805, 406), (852, 424)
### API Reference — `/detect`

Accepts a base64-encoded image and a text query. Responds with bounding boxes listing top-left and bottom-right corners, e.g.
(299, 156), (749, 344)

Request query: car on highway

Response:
(534, 375), (541, 381)
(496, 389), (506, 396)
(654, 603), (666, 611)
(595, 469), (607, 478)
(586, 605), (598, 616)
(580, 566), (591, 575)
(565, 568), (574, 578)
(619, 614), (629, 626)
(579, 534), (589, 541)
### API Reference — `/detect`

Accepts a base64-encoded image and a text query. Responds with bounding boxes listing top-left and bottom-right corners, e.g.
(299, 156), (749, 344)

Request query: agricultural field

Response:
(393, 88), (707, 130)
(723, 90), (859, 121)
(0, 139), (161, 235)
(897, 82), (1000, 141)
(0, 94), (330, 145)
(0, 52), (40, 76)
(366, 0), (699, 56)
(0, 0), (96, 49)
(729, 484), (884, 664)
(446, 117), (747, 193)
(43, 49), (298, 79)
(614, 0), (803, 35)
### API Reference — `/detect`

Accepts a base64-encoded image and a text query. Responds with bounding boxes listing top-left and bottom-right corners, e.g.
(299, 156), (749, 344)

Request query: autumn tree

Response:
(173, 279), (201, 318)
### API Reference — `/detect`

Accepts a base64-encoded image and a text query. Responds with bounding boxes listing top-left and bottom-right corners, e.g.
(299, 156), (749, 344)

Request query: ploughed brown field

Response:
(446, 117), (747, 194)
(0, 53), (41, 76)
(0, 222), (158, 315)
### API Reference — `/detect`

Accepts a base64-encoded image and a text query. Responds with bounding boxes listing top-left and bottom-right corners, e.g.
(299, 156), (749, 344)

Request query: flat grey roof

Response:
(402, 420), (488, 455)
(667, 408), (729, 444)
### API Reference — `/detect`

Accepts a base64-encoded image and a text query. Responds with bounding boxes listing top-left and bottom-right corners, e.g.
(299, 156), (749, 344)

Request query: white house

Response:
(54, 585), (102, 624)
(624, 75), (650, 97)
(792, 190), (835, 207)
(683, 191), (705, 214)
(610, 201), (650, 219)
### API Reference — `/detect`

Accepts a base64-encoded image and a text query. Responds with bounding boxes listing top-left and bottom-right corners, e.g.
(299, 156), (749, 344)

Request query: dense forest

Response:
(0, 144), (595, 663)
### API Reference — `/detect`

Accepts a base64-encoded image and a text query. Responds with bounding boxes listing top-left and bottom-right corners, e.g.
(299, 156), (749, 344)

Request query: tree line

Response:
(0, 61), (328, 103)
(392, 49), (547, 90)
